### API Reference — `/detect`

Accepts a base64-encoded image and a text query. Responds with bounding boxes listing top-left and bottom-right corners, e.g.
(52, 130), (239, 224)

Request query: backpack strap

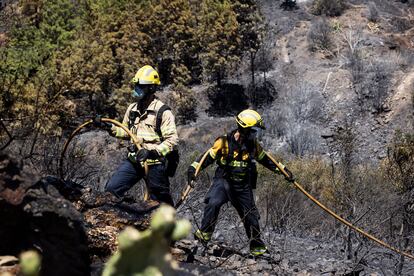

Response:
(128, 103), (139, 129)
(156, 104), (171, 141)
(226, 132), (235, 164)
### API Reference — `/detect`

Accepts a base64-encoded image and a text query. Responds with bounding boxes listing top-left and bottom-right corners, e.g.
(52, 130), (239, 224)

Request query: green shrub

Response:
(311, 0), (346, 17)
(172, 85), (198, 125)
(102, 205), (191, 276)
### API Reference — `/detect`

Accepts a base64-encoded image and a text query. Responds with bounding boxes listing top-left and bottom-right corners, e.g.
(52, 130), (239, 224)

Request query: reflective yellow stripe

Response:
(228, 160), (248, 167)
(230, 175), (246, 181)
(146, 159), (162, 164)
(191, 162), (199, 170)
(128, 153), (162, 165)
(136, 133), (160, 139)
(116, 127), (127, 138)
(217, 159), (249, 167)
(257, 150), (266, 160)
(159, 144), (170, 156)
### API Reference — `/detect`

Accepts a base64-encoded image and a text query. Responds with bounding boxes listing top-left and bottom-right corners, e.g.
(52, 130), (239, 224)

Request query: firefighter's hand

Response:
(284, 167), (295, 183)
(136, 149), (158, 162)
(187, 166), (196, 187)
(93, 115), (112, 130)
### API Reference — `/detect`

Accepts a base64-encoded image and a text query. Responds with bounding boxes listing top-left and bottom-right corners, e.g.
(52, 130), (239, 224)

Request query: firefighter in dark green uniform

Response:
(187, 109), (295, 256)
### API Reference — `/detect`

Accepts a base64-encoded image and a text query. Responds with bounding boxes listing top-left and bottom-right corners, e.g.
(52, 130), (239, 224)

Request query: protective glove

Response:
(93, 115), (112, 130)
(187, 166), (196, 187)
(135, 148), (159, 162)
(284, 167), (295, 183)
(127, 144), (138, 153)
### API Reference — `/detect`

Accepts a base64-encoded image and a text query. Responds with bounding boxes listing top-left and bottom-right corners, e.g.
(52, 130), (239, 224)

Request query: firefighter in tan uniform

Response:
(96, 65), (178, 205)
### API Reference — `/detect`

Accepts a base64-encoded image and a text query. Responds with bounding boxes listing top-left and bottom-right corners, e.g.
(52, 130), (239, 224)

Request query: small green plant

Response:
(20, 251), (41, 276)
(102, 204), (191, 276)
(331, 19), (342, 32)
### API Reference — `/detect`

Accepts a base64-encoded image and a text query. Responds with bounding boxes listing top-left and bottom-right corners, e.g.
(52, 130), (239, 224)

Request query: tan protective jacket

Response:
(111, 98), (179, 164)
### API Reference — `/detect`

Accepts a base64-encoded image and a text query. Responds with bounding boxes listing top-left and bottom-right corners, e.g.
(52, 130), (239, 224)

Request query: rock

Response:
(280, 258), (289, 270)
(379, 153), (387, 159)
(246, 258), (257, 266)
(0, 255), (19, 275)
(180, 239), (195, 247)
(382, 104), (391, 112)
(0, 154), (90, 276)
(256, 262), (272, 271)
(321, 132), (334, 139)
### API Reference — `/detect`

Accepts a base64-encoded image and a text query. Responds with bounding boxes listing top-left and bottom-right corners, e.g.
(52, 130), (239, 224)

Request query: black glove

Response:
(127, 144), (138, 153)
(187, 166), (196, 187)
(284, 167), (295, 183)
(135, 149), (159, 162)
(93, 115), (112, 130)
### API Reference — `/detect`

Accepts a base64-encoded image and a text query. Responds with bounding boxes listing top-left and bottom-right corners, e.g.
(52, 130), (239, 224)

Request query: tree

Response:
(233, 0), (264, 87)
(280, 0), (298, 10)
(198, 0), (241, 88)
(255, 23), (275, 82)
(0, 0), (86, 138)
(311, 0), (346, 17)
(149, 0), (197, 86)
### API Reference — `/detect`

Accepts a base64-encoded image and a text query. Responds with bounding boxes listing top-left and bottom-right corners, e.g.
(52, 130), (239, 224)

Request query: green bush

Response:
(311, 0), (346, 17)
(172, 85), (198, 125)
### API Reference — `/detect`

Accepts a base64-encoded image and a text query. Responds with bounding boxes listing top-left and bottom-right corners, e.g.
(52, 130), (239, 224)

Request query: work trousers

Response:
(105, 159), (174, 206)
(200, 168), (264, 247)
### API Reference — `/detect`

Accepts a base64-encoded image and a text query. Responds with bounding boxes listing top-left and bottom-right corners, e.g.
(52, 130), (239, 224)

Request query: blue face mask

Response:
(239, 126), (263, 141)
(132, 85), (145, 100)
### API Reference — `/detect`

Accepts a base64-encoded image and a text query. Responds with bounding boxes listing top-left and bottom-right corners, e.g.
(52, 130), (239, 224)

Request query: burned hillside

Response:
(1, 0), (414, 275)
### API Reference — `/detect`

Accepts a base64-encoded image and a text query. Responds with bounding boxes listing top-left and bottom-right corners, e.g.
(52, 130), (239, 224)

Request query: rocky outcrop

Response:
(0, 154), (159, 276)
(0, 154), (89, 276)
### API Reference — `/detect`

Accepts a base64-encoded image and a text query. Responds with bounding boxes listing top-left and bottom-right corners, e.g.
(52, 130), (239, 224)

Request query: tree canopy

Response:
(0, 0), (263, 136)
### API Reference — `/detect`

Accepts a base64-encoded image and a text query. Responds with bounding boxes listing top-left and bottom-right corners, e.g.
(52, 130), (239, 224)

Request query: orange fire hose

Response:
(59, 118), (150, 200)
(266, 152), (414, 260)
(175, 150), (210, 209)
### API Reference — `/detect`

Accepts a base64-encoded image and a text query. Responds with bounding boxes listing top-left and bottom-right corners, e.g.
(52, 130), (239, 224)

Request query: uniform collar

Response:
(146, 98), (160, 111)
(132, 98), (161, 117)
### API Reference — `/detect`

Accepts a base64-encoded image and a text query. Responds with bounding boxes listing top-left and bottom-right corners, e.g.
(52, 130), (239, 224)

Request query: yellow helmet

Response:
(236, 109), (265, 129)
(131, 65), (161, 85)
